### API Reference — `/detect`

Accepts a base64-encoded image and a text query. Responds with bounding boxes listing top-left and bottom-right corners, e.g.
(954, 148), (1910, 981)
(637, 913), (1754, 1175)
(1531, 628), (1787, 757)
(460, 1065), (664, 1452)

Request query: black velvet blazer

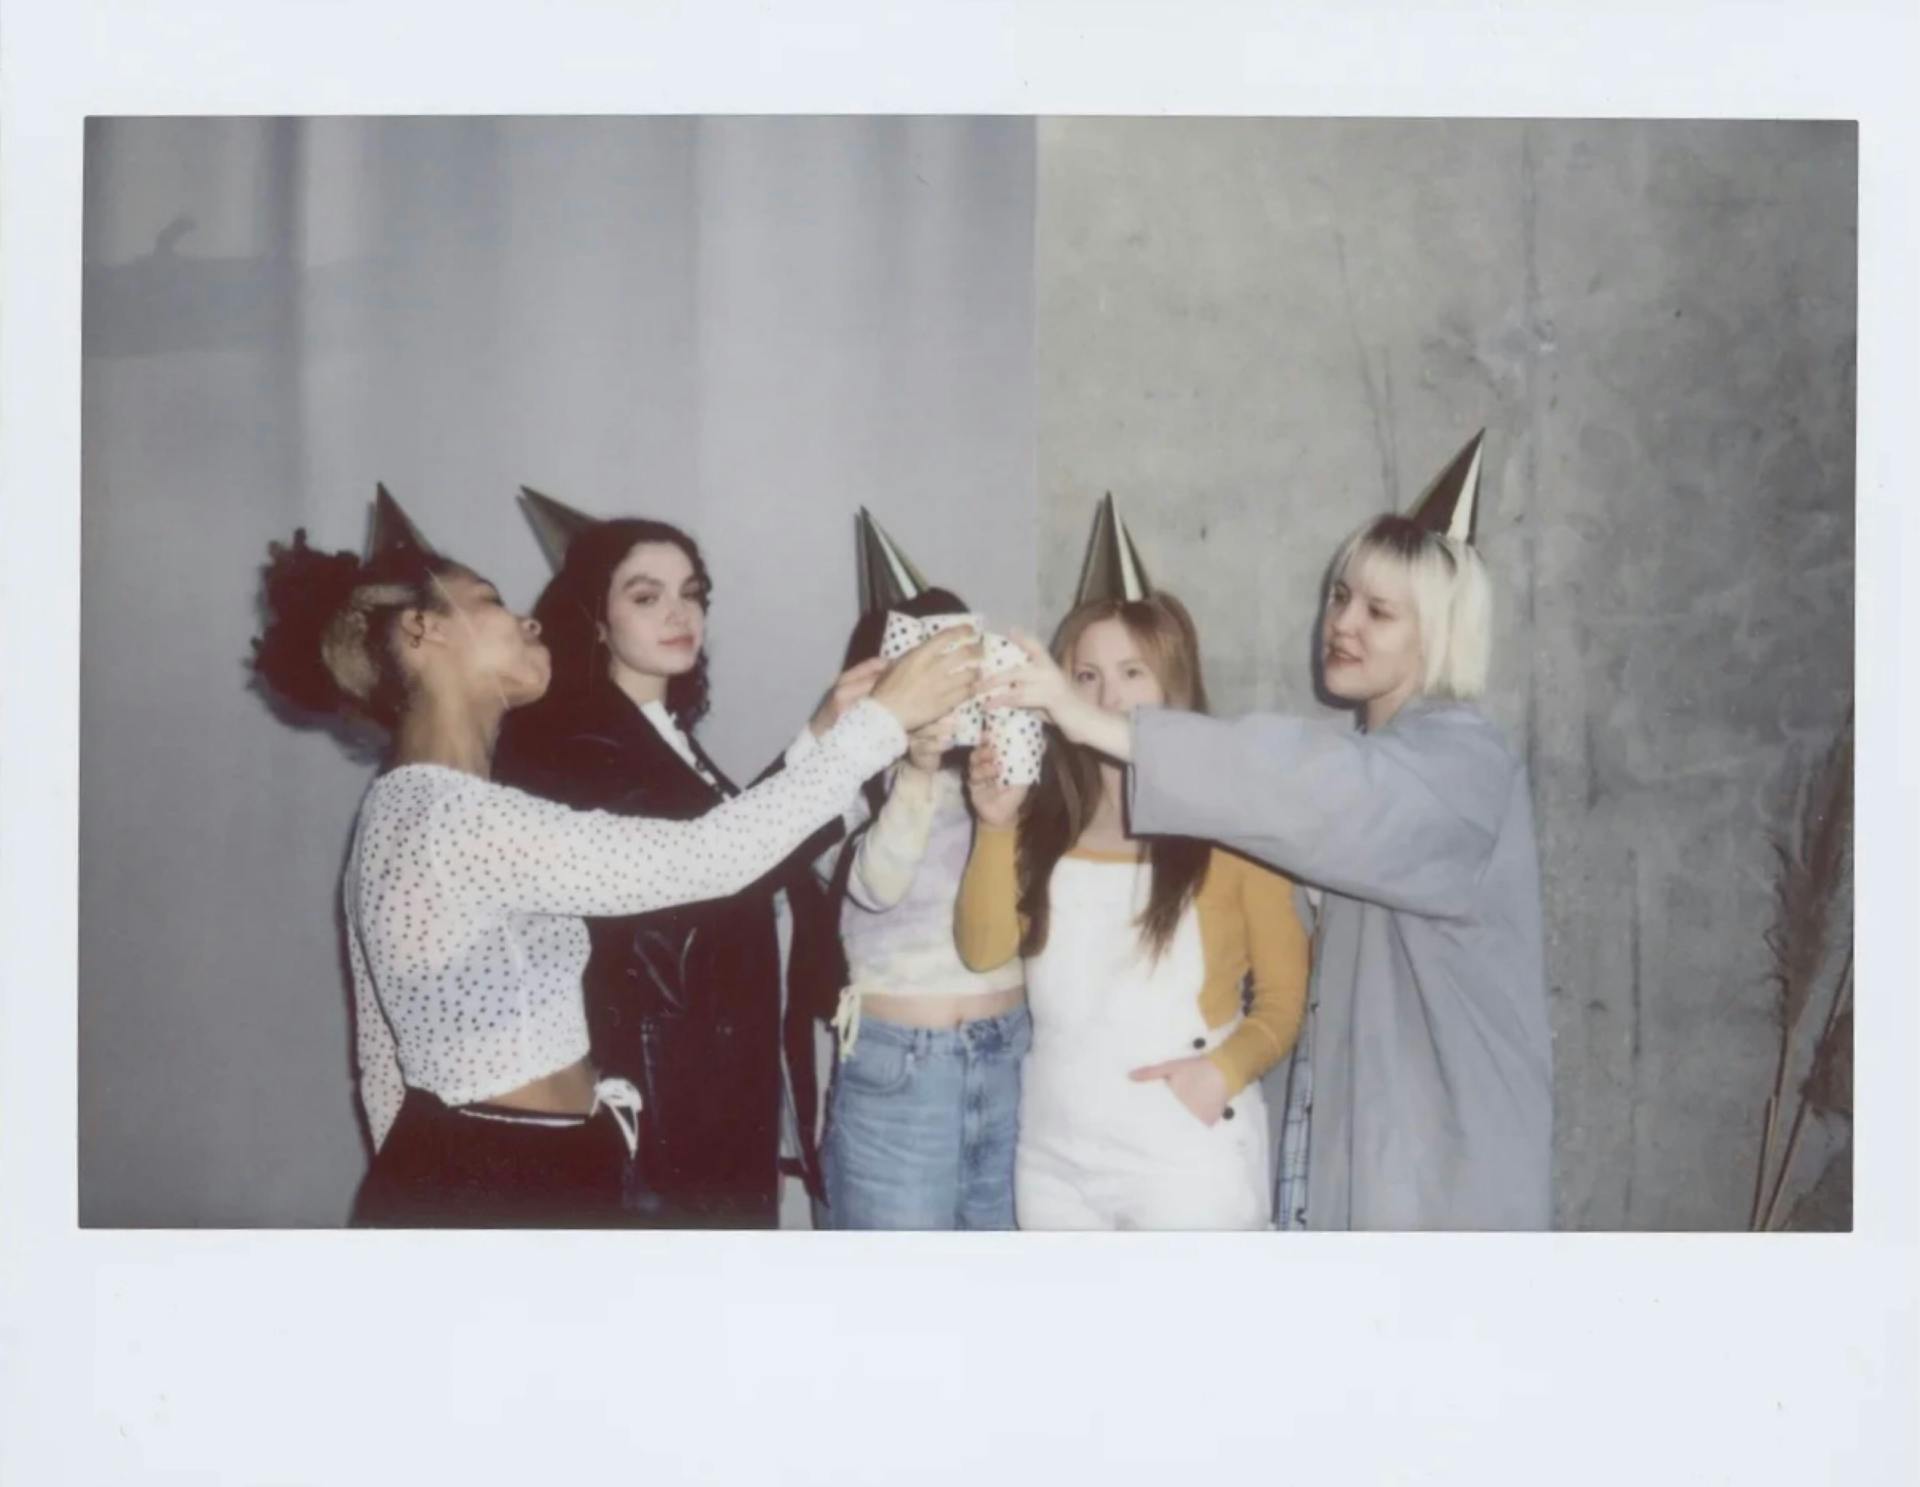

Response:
(496, 684), (845, 1225)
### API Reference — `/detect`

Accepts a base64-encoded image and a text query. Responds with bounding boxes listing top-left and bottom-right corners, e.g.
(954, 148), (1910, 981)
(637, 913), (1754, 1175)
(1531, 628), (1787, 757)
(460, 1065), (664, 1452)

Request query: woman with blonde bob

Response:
(958, 571), (1310, 1232)
(989, 449), (1553, 1231)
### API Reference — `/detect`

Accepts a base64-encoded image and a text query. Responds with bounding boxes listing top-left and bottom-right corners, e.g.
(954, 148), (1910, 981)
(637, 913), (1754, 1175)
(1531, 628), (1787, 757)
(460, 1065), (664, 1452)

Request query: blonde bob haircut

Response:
(1330, 514), (1492, 701)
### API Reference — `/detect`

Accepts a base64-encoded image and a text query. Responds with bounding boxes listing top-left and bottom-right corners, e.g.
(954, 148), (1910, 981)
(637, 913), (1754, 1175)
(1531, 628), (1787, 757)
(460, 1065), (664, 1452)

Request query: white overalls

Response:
(1015, 855), (1271, 1230)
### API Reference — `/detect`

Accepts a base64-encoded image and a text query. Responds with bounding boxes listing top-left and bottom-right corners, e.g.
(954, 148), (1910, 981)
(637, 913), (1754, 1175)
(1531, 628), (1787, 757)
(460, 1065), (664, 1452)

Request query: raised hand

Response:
(904, 716), (955, 775)
(809, 656), (889, 738)
(870, 628), (984, 734)
(980, 630), (1074, 717)
(965, 737), (1028, 827)
(986, 630), (1133, 762)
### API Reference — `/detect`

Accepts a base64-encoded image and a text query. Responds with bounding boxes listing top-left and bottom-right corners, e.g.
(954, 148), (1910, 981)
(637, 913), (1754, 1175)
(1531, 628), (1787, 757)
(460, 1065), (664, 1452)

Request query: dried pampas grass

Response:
(1750, 707), (1853, 1231)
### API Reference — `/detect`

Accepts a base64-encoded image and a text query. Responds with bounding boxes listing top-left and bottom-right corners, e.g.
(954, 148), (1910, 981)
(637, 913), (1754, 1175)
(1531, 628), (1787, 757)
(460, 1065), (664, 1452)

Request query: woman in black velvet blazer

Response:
(496, 517), (872, 1227)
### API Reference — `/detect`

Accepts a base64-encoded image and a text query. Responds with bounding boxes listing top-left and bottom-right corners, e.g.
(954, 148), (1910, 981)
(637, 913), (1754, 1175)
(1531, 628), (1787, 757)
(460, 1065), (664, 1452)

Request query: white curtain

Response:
(80, 117), (1037, 1225)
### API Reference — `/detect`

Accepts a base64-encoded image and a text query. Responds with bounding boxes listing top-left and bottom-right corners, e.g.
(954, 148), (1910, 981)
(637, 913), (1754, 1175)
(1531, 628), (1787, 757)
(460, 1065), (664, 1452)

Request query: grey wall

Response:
(1035, 118), (1855, 1230)
(80, 117), (1037, 1226)
(81, 115), (1856, 1231)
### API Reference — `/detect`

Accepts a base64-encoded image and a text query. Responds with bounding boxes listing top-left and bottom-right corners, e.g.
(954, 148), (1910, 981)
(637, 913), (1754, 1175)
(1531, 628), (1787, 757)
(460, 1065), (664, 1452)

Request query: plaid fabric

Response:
(1271, 881), (1320, 1231)
(1272, 1000), (1314, 1230)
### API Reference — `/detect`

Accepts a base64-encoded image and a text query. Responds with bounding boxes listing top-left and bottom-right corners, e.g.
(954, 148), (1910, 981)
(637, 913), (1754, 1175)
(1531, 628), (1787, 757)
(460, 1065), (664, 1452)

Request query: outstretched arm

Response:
(984, 631), (1133, 761)
(457, 701), (909, 920)
(1127, 708), (1510, 918)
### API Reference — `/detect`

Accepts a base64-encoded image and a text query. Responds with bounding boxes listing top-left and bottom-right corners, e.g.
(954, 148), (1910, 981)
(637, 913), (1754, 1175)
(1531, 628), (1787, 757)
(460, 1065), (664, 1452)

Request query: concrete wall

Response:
(1035, 118), (1855, 1230)
(80, 115), (1855, 1230)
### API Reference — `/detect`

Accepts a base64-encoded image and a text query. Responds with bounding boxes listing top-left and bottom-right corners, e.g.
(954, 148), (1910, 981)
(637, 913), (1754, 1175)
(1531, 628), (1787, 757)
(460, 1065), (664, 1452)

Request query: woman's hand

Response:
(809, 656), (888, 738)
(986, 631), (1133, 761)
(1129, 1054), (1230, 1126)
(965, 738), (1028, 827)
(870, 628), (984, 734)
(982, 630), (1073, 715)
(903, 717), (954, 775)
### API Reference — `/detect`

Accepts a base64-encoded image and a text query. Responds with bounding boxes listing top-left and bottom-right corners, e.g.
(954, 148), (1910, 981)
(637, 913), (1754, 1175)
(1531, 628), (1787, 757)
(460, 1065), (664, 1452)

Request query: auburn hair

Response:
(1015, 591), (1212, 960)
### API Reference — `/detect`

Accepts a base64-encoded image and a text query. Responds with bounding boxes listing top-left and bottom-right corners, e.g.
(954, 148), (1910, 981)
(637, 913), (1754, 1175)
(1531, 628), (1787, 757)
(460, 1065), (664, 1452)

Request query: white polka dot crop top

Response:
(343, 698), (905, 1148)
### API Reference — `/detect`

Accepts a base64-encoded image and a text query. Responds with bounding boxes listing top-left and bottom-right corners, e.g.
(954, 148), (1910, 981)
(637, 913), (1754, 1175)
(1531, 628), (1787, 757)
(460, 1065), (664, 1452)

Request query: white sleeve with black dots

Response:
(782, 722), (820, 770)
(344, 896), (405, 1149)
(448, 698), (905, 919)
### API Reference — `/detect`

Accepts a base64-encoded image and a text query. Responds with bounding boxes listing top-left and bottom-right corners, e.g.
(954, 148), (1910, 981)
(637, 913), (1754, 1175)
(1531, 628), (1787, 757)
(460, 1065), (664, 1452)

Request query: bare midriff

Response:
(484, 1055), (599, 1116)
(859, 986), (1027, 1031)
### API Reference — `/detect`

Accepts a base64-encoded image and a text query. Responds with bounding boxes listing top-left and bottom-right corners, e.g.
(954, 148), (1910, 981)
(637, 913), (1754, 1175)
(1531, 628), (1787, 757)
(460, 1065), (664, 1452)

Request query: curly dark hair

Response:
(250, 530), (466, 728)
(528, 518), (715, 728)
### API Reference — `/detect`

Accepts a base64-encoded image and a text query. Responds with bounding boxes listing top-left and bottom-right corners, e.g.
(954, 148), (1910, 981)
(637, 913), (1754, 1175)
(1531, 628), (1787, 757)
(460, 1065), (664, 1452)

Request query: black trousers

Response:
(352, 1088), (632, 1228)
(603, 1010), (784, 1230)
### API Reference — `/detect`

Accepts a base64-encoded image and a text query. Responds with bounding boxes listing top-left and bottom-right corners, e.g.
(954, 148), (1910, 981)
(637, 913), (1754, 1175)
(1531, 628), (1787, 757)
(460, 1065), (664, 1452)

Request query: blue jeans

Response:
(822, 1005), (1031, 1230)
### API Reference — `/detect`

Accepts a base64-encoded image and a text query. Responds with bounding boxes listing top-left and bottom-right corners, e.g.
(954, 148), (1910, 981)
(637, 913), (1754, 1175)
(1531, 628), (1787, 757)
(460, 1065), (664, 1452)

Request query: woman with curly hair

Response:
(249, 492), (979, 1226)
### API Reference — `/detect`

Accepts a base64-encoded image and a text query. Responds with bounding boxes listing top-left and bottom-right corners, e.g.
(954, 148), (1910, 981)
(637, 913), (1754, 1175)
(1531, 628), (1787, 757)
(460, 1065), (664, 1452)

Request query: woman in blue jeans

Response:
(816, 587), (1030, 1230)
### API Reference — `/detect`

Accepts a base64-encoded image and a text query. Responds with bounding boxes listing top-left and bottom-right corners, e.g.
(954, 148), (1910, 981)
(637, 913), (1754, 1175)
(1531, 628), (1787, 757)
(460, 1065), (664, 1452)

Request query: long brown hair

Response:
(528, 517), (715, 728)
(1016, 591), (1213, 960)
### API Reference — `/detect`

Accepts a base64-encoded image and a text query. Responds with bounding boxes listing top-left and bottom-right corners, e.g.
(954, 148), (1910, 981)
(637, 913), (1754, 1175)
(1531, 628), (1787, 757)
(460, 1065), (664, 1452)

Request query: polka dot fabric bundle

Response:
(984, 692), (1048, 787)
(880, 610), (985, 743)
(880, 611), (1047, 786)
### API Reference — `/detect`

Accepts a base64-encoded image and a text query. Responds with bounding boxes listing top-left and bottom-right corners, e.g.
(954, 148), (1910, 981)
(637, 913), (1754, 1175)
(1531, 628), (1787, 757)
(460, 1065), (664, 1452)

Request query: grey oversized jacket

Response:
(1128, 699), (1552, 1230)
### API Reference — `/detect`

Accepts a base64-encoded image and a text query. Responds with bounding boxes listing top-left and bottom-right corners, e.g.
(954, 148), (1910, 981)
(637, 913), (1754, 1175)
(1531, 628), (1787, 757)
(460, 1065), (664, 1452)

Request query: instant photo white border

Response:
(3, 1), (1915, 1482)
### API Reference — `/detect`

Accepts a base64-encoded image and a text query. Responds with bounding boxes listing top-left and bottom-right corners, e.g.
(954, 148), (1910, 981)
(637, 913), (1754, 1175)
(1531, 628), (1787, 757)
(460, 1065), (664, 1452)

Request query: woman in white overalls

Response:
(954, 501), (1309, 1230)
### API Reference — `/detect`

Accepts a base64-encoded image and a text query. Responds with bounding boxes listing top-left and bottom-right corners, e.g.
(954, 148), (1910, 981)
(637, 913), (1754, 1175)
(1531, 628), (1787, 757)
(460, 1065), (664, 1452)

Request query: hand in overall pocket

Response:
(1128, 1054), (1230, 1127)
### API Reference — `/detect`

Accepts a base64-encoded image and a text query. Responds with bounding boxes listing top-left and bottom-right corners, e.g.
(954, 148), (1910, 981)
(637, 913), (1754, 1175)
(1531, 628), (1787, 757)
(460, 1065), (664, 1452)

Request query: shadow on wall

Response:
(240, 537), (390, 1188)
(85, 217), (399, 361)
(242, 649), (390, 1189)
